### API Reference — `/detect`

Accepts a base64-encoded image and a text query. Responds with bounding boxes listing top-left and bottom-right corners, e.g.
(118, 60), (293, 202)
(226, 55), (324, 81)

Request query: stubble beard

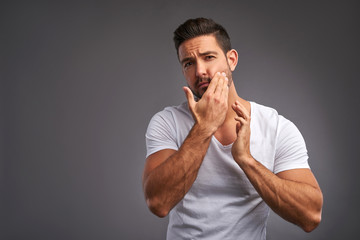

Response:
(190, 68), (233, 101)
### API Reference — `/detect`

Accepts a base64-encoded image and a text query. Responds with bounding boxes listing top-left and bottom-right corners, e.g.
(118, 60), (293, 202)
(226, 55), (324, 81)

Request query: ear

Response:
(226, 49), (238, 71)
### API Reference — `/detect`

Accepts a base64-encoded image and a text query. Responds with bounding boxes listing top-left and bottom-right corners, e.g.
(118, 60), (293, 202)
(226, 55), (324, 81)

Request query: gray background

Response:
(2, 0), (359, 239)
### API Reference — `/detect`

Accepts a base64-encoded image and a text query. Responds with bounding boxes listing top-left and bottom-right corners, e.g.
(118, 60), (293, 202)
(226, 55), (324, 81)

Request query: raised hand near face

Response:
(183, 72), (229, 136)
(231, 100), (252, 166)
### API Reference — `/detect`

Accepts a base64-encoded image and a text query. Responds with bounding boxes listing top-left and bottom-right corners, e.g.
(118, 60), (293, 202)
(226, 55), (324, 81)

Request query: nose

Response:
(195, 60), (207, 78)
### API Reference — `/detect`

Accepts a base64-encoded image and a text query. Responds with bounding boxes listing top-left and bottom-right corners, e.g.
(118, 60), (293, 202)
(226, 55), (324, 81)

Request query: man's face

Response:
(178, 35), (234, 99)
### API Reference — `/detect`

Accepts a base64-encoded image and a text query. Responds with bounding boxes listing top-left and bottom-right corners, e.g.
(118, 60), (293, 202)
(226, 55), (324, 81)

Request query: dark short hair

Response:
(173, 18), (231, 57)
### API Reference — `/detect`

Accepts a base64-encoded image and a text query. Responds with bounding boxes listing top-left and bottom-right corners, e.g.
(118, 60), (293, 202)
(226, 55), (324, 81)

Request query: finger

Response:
(183, 86), (196, 111)
(220, 75), (229, 99)
(232, 103), (245, 119)
(234, 116), (247, 124)
(214, 74), (225, 97)
(206, 72), (221, 94)
(234, 117), (246, 136)
(213, 72), (228, 98)
(235, 121), (241, 134)
(234, 101), (250, 120)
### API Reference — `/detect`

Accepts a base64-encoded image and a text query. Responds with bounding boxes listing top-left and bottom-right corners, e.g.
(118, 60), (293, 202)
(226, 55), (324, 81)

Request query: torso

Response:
(146, 100), (309, 240)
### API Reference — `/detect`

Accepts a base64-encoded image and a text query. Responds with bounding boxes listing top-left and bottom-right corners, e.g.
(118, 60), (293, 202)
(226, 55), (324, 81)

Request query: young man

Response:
(143, 18), (323, 239)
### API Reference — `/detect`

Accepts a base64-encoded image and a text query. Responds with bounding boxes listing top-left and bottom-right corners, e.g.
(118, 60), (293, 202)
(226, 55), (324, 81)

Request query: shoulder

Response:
(149, 102), (191, 124)
(251, 101), (279, 120)
(251, 101), (295, 129)
(250, 102), (281, 135)
(252, 103), (307, 156)
(250, 101), (304, 144)
(145, 102), (193, 157)
(164, 101), (191, 118)
(147, 101), (193, 134)
(250, 102), (309, 172)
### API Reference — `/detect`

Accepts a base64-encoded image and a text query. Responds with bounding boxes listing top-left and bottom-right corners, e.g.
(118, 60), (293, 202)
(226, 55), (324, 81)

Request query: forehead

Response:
(178, 35), (223, 60)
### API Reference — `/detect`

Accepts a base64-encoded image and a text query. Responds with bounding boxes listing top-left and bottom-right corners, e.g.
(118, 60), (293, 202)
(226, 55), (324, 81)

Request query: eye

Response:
(184, 62), (193, 68)
(205, 55), (215, 60)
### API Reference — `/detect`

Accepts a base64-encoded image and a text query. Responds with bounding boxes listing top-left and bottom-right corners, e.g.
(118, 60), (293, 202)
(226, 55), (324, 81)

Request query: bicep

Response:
(276, 168), (320, 190)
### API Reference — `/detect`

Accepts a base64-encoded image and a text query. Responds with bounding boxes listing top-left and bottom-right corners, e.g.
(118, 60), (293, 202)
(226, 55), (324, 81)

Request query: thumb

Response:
(183, 86), (196, 111)
(235, 121), (241, 136)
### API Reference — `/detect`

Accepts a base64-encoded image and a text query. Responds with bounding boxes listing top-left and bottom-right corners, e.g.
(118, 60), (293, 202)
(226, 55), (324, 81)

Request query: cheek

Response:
(208, 63), (228, 78)
(183, 72), (196, 86)
(206, 63), (220, 78)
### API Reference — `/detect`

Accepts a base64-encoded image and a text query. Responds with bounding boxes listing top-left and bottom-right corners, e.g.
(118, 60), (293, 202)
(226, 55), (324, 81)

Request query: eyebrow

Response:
(180, 51), (219, 65)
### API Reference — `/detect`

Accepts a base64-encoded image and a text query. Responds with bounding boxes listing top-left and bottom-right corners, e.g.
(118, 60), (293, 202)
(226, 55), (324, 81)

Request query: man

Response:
(143, 18), (323, 239)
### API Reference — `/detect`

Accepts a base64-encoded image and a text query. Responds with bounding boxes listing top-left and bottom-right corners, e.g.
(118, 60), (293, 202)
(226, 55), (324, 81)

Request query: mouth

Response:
(198, 82), (210, 89)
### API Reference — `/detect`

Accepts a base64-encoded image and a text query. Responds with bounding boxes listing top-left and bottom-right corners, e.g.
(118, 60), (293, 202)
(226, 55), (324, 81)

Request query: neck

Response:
(225, 82), (250, 121)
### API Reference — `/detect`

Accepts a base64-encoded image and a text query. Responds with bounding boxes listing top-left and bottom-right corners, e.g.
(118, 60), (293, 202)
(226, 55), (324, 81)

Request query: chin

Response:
(197, 89), (207, 99)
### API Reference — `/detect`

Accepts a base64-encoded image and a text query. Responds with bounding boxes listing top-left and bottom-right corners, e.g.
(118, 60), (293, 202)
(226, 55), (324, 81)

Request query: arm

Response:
(143, 73), (229, 217)
(143, 124), (212, 217)
(231, 101), (323, 232)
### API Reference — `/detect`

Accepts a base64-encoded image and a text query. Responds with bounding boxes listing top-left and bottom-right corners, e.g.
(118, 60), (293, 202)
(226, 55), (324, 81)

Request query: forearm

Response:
(238, 157), (323, 232)
(144, 123), (213, 217)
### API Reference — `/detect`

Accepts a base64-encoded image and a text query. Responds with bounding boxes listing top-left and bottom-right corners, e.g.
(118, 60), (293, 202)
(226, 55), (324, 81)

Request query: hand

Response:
(231, 100), (252, 166)
(183, 72), (229, 135)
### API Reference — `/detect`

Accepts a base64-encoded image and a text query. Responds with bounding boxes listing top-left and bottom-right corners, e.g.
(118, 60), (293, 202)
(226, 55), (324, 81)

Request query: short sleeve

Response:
(274, 116), (310, 174)
(145, 110), (179, 158)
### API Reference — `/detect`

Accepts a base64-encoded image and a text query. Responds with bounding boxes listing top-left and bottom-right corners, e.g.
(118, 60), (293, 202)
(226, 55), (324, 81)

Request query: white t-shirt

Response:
(145, 101), (310, 240)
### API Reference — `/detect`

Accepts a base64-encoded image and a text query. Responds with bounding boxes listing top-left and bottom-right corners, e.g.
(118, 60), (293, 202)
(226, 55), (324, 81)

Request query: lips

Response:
(198, 82), (210, 89)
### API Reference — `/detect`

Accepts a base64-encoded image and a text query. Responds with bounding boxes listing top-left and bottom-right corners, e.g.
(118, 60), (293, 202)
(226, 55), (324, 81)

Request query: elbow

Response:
(301, 193), (323, 233)
(301, 211), (322, 233)
(146, 197), (170, 218)
(143, 178), (171, 218)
